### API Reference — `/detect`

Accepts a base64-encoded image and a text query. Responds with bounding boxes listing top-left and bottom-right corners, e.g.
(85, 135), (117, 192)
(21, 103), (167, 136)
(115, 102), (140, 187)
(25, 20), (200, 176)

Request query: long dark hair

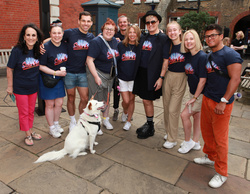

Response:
(16, 23), (44, 59)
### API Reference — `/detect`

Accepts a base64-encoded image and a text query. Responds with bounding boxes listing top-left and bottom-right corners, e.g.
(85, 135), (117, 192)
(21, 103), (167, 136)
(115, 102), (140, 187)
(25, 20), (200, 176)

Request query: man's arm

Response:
(214, 62), (242, 114)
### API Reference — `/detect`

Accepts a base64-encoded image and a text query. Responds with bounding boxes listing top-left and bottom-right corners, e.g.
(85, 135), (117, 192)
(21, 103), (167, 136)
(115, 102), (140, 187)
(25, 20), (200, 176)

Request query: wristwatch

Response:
(221, 97), (229, 103)
(159, 76), (164, 80)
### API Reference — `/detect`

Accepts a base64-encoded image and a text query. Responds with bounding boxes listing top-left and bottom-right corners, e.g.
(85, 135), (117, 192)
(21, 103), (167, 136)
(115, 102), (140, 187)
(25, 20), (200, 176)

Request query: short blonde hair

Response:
(180, 29), (202, 53)
(236, 31), (244, 39)
(166, 21), (182, 41)
(223, 37), (230, 47)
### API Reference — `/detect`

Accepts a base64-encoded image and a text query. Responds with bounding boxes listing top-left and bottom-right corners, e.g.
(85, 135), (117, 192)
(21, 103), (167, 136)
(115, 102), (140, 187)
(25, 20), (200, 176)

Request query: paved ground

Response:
(0, 60), (249, 194)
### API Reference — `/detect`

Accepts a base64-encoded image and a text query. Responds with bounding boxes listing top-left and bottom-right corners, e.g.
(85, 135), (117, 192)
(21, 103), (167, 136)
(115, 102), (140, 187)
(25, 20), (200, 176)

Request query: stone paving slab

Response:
(94, 163), (187, 194)
(229, 138), (250, 158)
(9, 163), (102, 194)
(0, 143), (38, 184)
(176, 163), (250, 194)
(0, 181), (13, 194)
(229, 125), (250, 142)
(102, 140), (188, 184)
(228, 154), (247, 178)
(247, 159), (250, 180)
(230, 116), (249, 129)
(0, 136), (10, 148)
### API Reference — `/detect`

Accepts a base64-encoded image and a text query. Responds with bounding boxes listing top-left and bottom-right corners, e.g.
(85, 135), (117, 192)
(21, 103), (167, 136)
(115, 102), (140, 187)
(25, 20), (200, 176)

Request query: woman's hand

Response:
(186, 98), (196, 106)
(6, 86), (13, 95)
(95, 76), (102, 86)
(55, 70), (67, 77)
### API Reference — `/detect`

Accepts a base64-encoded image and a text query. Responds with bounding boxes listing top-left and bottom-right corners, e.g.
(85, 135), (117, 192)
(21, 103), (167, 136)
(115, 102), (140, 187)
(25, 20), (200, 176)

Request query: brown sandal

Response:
(31, 132), (42, 140)
(24, 136), (34, 146)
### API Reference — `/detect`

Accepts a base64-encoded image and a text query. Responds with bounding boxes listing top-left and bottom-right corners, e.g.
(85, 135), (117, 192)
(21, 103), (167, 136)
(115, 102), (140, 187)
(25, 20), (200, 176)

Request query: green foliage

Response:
(179, 11), (216, 38)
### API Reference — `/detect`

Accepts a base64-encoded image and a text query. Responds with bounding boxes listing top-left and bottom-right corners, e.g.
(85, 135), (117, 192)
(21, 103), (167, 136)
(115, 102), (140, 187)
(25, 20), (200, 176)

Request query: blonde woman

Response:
(230, 30), (245, 57)
(162, 21), (187, 149)
(117, 24), (141, 130)
(178, 29), (207, 154)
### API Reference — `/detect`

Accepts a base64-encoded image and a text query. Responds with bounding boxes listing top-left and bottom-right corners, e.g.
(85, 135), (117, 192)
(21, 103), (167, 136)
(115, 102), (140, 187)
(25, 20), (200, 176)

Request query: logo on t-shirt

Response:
(107, 49), (119, 59)
(73, 40), (89, 50)
(122, 51), (136, 61)
(54, 53), (68, 66)
(206, 61), (220, 73)
(169, 53), (185, 65)
(22, 57), (39, 70)
(142, 41), (152, 51)
(184, 63), (194, 74)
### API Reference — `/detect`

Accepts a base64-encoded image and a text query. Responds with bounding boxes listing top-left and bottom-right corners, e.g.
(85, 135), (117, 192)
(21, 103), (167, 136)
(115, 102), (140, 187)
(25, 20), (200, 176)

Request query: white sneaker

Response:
(55, 124), (64, 133)
(123, 121), (131, 131)
(121, 112), (128, 122)
(208, 173), (227, 188)
(164, 134), (168, 140)
(49, 127), (61, 138)
(69, 121), (76, 133)
(180, 141), (201, 150)
(103, 118), (113, 130)
(97, 129), (103, 136)
(163, 141), (177, 149)
(194, 155), (215, 165)
(178, 139), (195, 154)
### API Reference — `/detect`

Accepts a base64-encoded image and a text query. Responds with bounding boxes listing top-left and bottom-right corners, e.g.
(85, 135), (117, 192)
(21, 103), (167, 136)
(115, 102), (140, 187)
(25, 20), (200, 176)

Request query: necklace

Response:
(128, 44), (135, 52)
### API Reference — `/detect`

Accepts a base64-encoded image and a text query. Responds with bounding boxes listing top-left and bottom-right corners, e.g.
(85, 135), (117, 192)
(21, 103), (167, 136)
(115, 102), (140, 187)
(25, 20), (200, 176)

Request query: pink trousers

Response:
(14, 93), (37, 132)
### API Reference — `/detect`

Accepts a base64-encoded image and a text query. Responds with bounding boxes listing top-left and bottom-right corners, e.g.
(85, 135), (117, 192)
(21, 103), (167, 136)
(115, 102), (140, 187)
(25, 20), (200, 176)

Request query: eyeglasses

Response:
(145, 20), (158, 25)
(204, 34), (221, 40)
(129, 23), (139, 27)
(104, 28), (115, 32)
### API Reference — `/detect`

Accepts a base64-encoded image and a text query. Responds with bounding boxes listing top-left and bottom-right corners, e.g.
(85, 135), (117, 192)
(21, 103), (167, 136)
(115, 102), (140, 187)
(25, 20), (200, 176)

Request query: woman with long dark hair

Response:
(6, 23), (43, 146)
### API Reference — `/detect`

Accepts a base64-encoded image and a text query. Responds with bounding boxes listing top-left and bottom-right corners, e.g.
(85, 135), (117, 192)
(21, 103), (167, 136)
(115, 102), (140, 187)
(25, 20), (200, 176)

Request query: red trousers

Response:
(200, 96), (233, 177)
(14, 93), (37, 132)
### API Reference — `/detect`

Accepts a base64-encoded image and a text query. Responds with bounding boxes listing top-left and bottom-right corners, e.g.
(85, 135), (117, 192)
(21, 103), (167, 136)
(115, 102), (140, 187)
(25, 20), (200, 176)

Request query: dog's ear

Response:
(88, 102), (92, 110)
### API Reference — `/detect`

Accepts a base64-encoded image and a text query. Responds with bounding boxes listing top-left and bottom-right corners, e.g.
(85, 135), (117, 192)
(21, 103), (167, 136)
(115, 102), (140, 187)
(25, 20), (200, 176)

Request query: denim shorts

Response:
(64, 73), (88, 89)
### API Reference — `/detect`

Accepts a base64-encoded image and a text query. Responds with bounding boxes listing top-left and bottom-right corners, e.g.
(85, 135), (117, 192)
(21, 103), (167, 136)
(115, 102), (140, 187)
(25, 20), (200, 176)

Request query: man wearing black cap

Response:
(133, 10), (170, 139)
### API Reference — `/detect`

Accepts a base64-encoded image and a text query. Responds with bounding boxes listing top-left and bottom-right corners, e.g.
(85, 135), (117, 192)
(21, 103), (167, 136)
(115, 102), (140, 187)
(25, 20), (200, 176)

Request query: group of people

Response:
(6, 10), (243, 189)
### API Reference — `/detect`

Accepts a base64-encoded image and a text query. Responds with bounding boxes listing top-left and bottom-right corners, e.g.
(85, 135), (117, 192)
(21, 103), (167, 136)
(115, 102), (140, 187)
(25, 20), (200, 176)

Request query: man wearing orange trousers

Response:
(194, 24), (242, 188)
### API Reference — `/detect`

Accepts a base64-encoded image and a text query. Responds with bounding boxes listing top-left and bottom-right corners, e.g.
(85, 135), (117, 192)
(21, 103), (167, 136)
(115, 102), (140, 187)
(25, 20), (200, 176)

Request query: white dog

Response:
(35, 99), (104, 163)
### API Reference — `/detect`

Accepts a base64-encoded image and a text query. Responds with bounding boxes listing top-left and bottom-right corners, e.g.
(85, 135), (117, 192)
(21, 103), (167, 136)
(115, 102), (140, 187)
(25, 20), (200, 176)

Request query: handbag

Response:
(41, 73), (61, 88)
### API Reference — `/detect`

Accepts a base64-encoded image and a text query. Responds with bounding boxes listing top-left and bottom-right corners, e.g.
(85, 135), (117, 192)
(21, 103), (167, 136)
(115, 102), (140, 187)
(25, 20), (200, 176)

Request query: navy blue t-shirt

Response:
(184, 51), (208, 95)
(117, 42), (138, 81)
(204, 46), (243, 104)
(40, 41), (68, 71)
(114, 31), (125, 41)
(7, 47), (40, 95)
(63, 28), (95, 73)
(165, 44), (185, 72)
(88, 36), (119, 74)
(140, 35), (156, 68)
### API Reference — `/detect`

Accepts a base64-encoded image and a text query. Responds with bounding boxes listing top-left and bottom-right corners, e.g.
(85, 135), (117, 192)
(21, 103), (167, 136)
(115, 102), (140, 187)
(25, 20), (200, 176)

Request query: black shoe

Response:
(136, 122), (149, 134)
(137, 123), (155, 139)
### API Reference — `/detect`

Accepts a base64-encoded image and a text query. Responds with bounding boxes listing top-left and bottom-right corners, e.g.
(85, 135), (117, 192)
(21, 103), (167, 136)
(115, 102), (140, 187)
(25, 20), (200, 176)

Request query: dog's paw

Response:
(78, 152), (88, 156)
(94, 142), (98, 146)
(90, 150), (96, 154)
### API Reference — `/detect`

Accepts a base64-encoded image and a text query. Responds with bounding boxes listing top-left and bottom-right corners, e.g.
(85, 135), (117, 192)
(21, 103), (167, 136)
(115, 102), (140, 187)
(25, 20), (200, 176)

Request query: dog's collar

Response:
(83, 111), (99, 119)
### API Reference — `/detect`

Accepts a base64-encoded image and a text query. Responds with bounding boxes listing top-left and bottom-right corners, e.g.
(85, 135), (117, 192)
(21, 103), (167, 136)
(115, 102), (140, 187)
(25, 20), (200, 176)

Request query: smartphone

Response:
(9, 94), (15, 103)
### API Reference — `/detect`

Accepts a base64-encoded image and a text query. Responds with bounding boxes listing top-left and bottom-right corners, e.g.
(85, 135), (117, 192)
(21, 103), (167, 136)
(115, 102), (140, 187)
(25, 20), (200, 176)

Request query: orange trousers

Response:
(200, 95), (233, 177)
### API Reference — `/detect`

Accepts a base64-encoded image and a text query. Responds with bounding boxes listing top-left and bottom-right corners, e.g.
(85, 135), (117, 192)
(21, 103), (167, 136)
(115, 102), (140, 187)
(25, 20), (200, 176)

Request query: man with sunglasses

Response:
(194, 24), (242, 188)
(133, 10), (169, 139)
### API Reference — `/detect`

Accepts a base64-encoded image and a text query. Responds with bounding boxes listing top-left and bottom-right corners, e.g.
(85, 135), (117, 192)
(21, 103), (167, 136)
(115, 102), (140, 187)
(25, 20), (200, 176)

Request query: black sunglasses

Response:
(145, 20), (158, 25)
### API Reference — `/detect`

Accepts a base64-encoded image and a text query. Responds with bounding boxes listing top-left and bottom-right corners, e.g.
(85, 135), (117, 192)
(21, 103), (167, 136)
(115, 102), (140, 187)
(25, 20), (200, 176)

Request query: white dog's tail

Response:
(34, 149), (67, 163)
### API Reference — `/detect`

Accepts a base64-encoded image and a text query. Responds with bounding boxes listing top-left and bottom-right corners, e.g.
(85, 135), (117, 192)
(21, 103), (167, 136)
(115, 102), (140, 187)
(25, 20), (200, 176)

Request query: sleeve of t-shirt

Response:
(88, 38), (101, 59)
(198, 54), (208, 78)
(39, 43), (49, 66)
(163, 39), (171, 59)
(7, 47), (18, 69)
(224, 49), (243, 66)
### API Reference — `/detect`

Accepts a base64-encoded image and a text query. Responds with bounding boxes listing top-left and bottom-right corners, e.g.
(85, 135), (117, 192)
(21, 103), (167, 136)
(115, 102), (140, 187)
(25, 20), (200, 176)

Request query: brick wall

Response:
(59, 0), (89, 30)
(0, 0), (40, 49)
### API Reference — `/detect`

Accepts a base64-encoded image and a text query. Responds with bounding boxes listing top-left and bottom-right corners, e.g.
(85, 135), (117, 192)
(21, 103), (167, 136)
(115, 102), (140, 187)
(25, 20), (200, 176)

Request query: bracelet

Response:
(159, 76), (164, 80)
(53, 71), (56, 78)
(193, 96), (198, 100)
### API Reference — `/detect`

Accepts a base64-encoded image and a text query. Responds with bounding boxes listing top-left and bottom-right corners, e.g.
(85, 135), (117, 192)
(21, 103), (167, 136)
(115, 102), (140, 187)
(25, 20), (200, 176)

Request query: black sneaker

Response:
(136, 122), (148, 134)
(112, 109), (119, 121)
(137, 123), (155, 139)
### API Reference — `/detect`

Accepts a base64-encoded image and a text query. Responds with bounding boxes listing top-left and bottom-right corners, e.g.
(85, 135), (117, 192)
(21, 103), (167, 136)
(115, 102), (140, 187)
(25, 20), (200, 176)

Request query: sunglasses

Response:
(145, 20), (158, 25)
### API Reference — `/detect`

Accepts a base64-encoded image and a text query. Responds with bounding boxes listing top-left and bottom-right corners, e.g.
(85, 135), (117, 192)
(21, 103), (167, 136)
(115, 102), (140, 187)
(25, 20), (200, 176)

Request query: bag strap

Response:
(99, 35), (118, 76)
(208, 53), (230, 79)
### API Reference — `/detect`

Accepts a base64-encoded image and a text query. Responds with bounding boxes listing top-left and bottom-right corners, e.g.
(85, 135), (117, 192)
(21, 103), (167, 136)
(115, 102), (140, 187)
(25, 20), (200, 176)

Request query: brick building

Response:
(0, 0), (88, 50)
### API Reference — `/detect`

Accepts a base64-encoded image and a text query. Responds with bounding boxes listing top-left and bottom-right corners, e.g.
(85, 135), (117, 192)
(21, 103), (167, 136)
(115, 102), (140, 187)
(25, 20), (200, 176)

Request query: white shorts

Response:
(118, 79), (134, 92)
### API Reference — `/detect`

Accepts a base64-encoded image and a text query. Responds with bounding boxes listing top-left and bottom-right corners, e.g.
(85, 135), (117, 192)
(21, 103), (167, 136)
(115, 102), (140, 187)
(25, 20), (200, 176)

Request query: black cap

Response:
(142, 10), (162, 23)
